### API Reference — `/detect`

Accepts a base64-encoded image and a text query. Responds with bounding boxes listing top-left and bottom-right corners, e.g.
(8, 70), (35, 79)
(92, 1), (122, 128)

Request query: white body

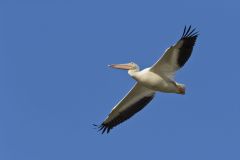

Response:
(130, 68), (178, 93)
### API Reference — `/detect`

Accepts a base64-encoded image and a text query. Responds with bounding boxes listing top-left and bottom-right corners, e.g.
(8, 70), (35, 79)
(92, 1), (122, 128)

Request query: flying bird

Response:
(95, 26), (199, 134)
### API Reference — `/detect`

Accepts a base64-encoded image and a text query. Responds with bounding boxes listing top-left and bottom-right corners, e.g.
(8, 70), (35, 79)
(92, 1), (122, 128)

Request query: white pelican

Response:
(95, 26), (199, 134)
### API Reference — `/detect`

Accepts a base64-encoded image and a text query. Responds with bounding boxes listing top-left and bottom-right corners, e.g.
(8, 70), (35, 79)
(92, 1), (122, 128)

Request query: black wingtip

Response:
(176, 25), (199, 68)
(181, 25), (187, 37)
(181, 25), (199, 39)
(93, 123), (112, 134)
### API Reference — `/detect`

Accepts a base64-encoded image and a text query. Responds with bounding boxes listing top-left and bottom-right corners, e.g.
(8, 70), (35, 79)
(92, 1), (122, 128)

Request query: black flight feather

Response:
(177, 25), (199, 68)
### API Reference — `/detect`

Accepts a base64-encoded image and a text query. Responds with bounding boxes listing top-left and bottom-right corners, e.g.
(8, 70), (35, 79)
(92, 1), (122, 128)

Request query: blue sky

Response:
(1, 0), (240, 160)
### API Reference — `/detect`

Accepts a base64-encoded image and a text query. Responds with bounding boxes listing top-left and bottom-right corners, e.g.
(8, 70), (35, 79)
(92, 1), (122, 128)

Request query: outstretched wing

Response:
(96, 83), (155, 134)
(151, 25), (199, 78)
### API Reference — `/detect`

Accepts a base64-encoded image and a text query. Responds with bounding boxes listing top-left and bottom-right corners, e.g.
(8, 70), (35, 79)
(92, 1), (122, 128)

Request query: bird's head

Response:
(108, 62), (140, 71)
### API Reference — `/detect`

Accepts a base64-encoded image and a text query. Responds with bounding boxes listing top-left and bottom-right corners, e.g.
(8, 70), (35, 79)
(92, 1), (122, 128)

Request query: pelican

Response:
(95, 26), (199, 134)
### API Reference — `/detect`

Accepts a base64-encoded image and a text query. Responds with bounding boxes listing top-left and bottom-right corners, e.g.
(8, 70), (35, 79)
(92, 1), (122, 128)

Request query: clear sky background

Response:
(1, 0), (240, 160)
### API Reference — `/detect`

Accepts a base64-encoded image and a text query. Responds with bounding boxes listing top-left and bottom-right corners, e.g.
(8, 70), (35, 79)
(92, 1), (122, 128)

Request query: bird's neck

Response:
(128, 69), (139, 78)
